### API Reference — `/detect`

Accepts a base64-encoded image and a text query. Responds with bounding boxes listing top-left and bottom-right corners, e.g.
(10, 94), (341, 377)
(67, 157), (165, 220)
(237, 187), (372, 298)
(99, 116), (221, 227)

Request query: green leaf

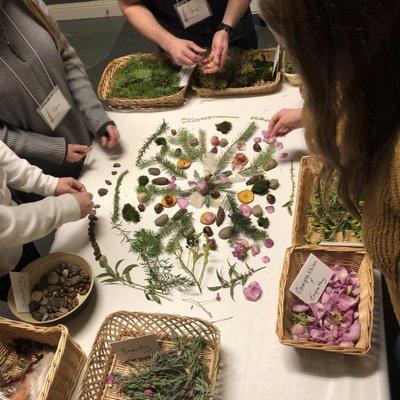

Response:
(101, 277), (120, 283)
(105, 265), (116, 277)
(115, 259), (124, 274)
(96, 273), (110, 279)
(208, 286), (222, 291)
(230, 285), (236, 300)
(122, 264), (137, 277)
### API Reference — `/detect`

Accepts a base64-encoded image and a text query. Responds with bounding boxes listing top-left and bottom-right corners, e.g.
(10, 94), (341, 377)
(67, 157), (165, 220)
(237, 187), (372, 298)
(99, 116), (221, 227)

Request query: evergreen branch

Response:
(169, 128), (199, 161)
(157, 211), (194, 239)
(224, 194), (267, 241)
(239, 144), (276, 177)
(215, 122), (257, 174)
(111, 170), (129, 223)
(136, 184), (188, 199)
(155, 154), (187, 178)
(198, 129), (207, 158)
(136, 120), (168, 168)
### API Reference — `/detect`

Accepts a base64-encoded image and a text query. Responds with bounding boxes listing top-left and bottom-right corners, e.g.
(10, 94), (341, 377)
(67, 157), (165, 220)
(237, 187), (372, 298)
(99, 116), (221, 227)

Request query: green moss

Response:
(251, 178), (270, 195)
(257, 217), (270, 229)
(215, 121), (232, 134)
(110, 55), (181, 99)
(122, 203), (140, 223)
(155, 137), (167, 146)
(138, 175), (149, 186)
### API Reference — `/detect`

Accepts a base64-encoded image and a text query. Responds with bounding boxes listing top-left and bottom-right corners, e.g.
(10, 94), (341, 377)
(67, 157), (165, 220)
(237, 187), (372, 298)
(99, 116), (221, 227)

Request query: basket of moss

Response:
(98, 53), (190, 109)
(292, 156), (363, 246)
(77, 311), (220, 400)
(192, 47), (282, 97)
(282, 51), (301, 86)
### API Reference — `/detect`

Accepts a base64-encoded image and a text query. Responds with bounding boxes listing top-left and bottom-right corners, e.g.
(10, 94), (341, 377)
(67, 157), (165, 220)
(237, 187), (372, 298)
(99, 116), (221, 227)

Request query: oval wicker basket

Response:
(77, 311), (220, 400)
(292, 156), (364, 246)
(192, 48), (282, 97)
(0, 318), (86, 400)
(276, 245), (374, 356)
(98, 53), (189, 110)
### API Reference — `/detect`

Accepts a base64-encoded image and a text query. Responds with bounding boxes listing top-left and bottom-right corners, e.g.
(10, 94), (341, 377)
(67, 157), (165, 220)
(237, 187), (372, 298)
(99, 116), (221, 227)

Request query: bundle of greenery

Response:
(195, 48), (275, 90)
(110, 55), (182, 99)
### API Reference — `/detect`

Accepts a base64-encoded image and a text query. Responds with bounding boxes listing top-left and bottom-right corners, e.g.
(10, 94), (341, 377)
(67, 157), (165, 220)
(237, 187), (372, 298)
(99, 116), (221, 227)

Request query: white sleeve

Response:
(0, 194), (81, 247)
(0, 140), (58, 197)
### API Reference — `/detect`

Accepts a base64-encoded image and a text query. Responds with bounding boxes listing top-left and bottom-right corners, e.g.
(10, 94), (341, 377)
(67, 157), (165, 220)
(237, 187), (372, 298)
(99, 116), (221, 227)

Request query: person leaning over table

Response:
(0, 0), (120, 181)
(118, 0), (257, 73)
(0, 140), (94, 300)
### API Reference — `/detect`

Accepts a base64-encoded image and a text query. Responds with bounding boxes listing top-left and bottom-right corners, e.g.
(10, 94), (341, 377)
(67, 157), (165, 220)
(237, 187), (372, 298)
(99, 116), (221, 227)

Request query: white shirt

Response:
(0, 140), (81, 277)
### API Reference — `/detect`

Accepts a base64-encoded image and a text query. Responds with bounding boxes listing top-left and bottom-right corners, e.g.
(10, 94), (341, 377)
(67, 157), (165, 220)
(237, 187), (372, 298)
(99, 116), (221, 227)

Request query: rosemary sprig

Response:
(208, 261), (265, 300)
(215, 122), (257, 174)
(111, 170), (129, 223)
(224, 194), (267, 242)
(239, 144), (276, 177)
(282, 159), (295, 216)
(198, 129), (207, 158)
(136, 120), (168, 168)
(155, 154), (187, 178)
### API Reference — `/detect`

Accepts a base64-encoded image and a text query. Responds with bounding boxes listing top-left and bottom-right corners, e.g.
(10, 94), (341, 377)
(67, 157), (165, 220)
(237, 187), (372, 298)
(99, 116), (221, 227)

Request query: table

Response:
(52, 83), (390, 400)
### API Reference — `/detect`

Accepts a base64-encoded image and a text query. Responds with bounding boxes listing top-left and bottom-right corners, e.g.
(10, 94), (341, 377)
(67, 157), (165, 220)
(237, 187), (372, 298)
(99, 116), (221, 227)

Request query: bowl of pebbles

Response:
(7, 253), (94, 324)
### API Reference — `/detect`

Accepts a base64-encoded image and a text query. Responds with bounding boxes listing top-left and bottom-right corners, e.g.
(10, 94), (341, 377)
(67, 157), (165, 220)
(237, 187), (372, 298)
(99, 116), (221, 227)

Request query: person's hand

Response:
(55, 177), (87, 195)
(73, 192), (94, 218)
(66, 144), (91, 163)
(202, 30), (229, 74)
(99, 124), (120, 149)
(267, 108), (303, 137)
(165, 37), (206, 66)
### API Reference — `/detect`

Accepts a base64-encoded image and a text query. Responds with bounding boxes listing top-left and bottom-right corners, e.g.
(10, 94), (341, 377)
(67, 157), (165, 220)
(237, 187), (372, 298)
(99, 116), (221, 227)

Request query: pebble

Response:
(267, 194), (276, 204)
(183, 227), (195, 238)
(62, 269), (69, 279)
(59, 307), (69, 315)
(263, 159), (278, 172)
(190, 138), (199, 147)
(32, 311), (42, 321)
(246, 175), (261, 186)
(29, 300), (40, 313)
(269, 179), (279, 190)
(218, 226), (234, 240)
(137, 192), (150, 203)
(251, 204), (263, 218)
(210, 146), (218, 154)
(98, 188), (108, 197)
(41, 313), (49, 322)
(155, 214), (169, 227)
(111, 171), (117, 175)
(203, 226), (214, 237)
(31, 290), (43, 303)
(113, 163), (121, 168)
(171, 129), (177, 135)
(105, 180), (112, 186)
(152, 177), (170, 186)
(175, 148), (182, 157)
(154, 203), (164, 214)
(69, 276), (81, 286)
(47, 271), (59, 285)
(138, 203), (146, 212)
(219, 138), (228, 147)
(148, 167), (161, 176)
(210, 190), (220, 199)
(216, 207), (225, 227)
(253, 143), (262, 152)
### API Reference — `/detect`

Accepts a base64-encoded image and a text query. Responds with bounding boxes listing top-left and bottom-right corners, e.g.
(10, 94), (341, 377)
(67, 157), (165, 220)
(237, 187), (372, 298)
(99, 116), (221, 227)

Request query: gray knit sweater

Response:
(0, 0), (112, 177)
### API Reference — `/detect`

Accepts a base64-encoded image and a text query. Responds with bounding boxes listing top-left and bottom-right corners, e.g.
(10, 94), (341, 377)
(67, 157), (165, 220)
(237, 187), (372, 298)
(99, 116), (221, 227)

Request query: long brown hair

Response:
(259, 0), (400, 217)
(22, 0), (68, 52)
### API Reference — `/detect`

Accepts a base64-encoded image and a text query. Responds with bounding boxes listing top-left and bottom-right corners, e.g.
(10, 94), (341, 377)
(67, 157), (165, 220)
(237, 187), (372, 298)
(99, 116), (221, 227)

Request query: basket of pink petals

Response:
(276, 245), (374, 356)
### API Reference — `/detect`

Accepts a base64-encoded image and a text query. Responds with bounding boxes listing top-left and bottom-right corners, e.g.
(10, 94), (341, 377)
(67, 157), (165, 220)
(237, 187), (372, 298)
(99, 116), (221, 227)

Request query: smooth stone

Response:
(62, 269), (69, 278)
(111, 171), (117, 175)
(182, 227), (195, 238)
(41, 313), (49, 322)
(39, 306), (47, 314)
(155, 214), (169, 227)
(148, 167), (161, 176)
(203, 226), (214, 237)
(32, 311), (43, 321)
(218, 226), (234, 240)
(29, 300), (40, 313)
(31, 290), (43, 303)
(246, 175), (261, 186)
(216, 207), (225, 227)
(152, 177), (170, 186)
(137, 192), (150, 204)
(113, 163), (121, 168)
(263, 159), (278, 172)
(105, 180), (112, 186)
(267, 194), (276, 204)
(252, 205), (263, 218)
(47, 285), (58, 293)
(40, 298), (48, 306)
(59, 307), (69, 315)
(49, 297), (61, 309)
(47, 271), (59, 285)
(154, 203), (163, 214)
(98, 188), (108, 197)
(269, 179), (279, 190)
(59, 276), (66, 284)
(69, 276), (81, 286)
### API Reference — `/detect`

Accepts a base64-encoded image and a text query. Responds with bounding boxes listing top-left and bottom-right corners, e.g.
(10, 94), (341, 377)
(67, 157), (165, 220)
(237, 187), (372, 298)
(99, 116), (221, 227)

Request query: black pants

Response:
(0, 242), (40, 301)
(160, 8), (258, 50)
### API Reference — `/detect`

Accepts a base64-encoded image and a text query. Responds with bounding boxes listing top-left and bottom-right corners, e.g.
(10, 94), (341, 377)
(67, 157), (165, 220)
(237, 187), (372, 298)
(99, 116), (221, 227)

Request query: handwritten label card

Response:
(289, 254), (333, 304)
(110, 335), (160, 362)
(9, 272), (30, 313)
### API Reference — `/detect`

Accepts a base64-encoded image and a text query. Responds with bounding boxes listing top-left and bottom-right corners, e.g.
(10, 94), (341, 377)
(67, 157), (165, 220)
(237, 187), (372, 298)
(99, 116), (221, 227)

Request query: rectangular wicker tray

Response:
(292, 156), (364, 246)
(98, 53), (190, 110)
(0, 318), (86, 400)
(77, 311), (220, 400)
(192, 48), (282, 97)
(276, 245), (374, 356)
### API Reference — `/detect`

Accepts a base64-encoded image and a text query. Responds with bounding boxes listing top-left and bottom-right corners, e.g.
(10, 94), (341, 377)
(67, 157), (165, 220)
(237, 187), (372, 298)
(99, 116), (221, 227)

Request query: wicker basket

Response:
(276, 245), (374, 356)
(98, 53), (189, 110)
(192, 48), (282, 97)
(292, 156), (364, 246)
(0, 318), (86, 399)
(77, 311), (220, 400)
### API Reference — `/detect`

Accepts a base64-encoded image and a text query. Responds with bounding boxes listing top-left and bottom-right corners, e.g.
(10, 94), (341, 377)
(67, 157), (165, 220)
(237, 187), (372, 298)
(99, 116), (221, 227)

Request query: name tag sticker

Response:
(37, 85), (71, 131)
(9, 272), (30, 313)
(110, 334), (160, 362)
(175, 0), (212, 29)
(289, 254), (334, 304)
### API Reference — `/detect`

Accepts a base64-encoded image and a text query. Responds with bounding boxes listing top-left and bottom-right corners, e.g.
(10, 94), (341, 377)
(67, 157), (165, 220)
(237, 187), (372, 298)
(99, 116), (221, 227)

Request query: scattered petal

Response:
(251, 245), (261, 257)
(279, 152), (289, 160)
(243, 281), (262, 302)
(253, 136), (262, 144)
(264, 238), (274, 248)
(265, 205), (275, 214)
(239, 203), (252, 217)
(177, 197), (189, 209)
(276, 142), (284, 150)
(261, 255), (270, 264)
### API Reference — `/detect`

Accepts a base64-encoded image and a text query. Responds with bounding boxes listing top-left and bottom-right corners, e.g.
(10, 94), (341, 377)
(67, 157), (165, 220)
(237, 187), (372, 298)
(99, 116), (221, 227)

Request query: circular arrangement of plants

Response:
(90, 118), (293, 304)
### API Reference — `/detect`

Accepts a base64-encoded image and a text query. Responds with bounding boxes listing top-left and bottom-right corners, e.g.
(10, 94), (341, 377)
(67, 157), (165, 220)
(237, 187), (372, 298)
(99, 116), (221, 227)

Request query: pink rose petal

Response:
(264, 238), (274, 248)
(243, 281), (262, 302)
(253, 137), (262, 144)
(265, 205), (275, 214)
(177, 197), (189, 209)
(250, 245), (260, 257)
(239, 204), (252, 217)
(276, 142), (284, 150)
(279, 152), (289, 160)
(261, 255), (270, 264)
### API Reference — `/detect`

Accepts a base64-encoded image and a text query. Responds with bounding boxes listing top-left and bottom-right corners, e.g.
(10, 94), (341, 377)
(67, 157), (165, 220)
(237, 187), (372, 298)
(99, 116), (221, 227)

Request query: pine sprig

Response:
(157, 211), (194, 239)
(136, 120), (169, 168)
(215, 122), (257, 174)
(224, 194), (267, 241)
(136, 184), (187, 198)
(198, 129), (207, 158)
(169, 128), (199, 161)
(155, 154), (187, 178)
(111, 170), (129, 223)
(208, 261), (265, 299)
(240, 144), (276, 177)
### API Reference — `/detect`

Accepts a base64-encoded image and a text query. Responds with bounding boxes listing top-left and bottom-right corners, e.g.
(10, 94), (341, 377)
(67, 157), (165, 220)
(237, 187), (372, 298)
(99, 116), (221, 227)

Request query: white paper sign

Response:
(174, 0), (212, 29)
(272, 44), (281, 76)
(289, 254), (334, 304)
(110, 334), (160, 362)
(179, 66), (195, 87)
(9, 272), (30, 313)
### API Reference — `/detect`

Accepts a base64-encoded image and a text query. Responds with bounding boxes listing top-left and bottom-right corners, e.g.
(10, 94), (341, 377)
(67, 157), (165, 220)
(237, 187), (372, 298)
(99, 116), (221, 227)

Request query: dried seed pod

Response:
(152, 177), (170, 186)
(216, 206), (225, 227)
(266, 194), (276, 204)
(154, 203), (163, 214)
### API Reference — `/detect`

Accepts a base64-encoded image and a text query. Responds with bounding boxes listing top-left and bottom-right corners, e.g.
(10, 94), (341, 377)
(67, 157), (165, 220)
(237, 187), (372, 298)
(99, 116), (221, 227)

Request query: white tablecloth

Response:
(51, 83), (390, 400)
